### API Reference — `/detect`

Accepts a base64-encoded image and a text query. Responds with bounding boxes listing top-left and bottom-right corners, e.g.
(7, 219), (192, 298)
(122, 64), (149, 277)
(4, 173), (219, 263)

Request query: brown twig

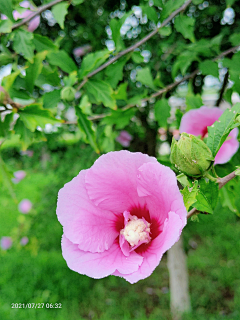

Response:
(76, 0), (192, 91)
(187, 170), (237, 219)
(216, 70), (229, 106)
(12, 0), (65, 31)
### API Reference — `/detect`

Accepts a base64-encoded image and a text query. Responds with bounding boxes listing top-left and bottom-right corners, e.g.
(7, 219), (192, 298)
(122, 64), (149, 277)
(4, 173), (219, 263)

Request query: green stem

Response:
(204, 171), (218, 182)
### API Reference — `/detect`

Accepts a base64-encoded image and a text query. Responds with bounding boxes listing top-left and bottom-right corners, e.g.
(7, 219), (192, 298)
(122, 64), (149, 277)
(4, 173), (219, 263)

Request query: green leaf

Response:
(113, 82), (128, 101)
(177, 173), (191, 188)
(172, 51), (198, 78)
(85, 80), (116, 109)
(25, 51), (47, 93)
(175, 15), (195, 42)
(154, 99), (170, 128)
(0, 155), (16, 201)
(19, 104), (62, 132)
(132, 51), (144, 64)
(229, 33), (240, 46)
(175, 109), (183, 128)
(141, 5), (158, 23)
(235, 167), (240, 176)
(223, 52), (240, 92)
(0, 0), (14, 22)
(181, 181), (198, 211)
(153, 0), (163, 6)
(0, 53), (13, 67)
(2, 70), (21, 91)
(207, 103), (240, 157)
(43, 90), (61, 109)
(51, 2), (69, 29)
(47, 50), (77, 73)
(161, 0), (185, 21)
(72, 0), (84, 4)
(199, 60), (219, 78)
(79, 95), (92, 115)
(0, 19), (13, 33)
(226, 0), (236, 6)
(105, 58), (127, 89)
(33, 34), (58, 52)
(0, 113), (13, 138)
(136, 67), (155, 90)
(75, 106), (99, 153)
(186, 93), (203, 111)
(101, 108), (136, 129)
(35, 65), (61, 87)
(79, 50), (110, 79)
(13, 30), (35, 62)
(158, 26), (172, 36)
(193, 179), (219, 214)
(110, 19), (124, 52)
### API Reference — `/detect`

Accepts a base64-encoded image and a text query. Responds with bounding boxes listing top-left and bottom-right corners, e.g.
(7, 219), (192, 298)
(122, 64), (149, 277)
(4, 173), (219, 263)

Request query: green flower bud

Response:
(61, 86), (76, 102)
(170, 133), (214, 177)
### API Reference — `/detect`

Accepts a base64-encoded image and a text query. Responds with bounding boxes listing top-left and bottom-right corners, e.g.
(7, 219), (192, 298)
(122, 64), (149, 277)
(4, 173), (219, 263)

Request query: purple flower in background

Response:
(73, 44), (92, 57)
(116, 131), (133, 147)
(12, 1), (40, 32)
(20, 150), (34, 157)
(0, 86), (4, 92)
(12, 170), (26, 184)
(1, 237), (12, 250)
(18, 199), (32, 214)
(20, 237), (29, 246)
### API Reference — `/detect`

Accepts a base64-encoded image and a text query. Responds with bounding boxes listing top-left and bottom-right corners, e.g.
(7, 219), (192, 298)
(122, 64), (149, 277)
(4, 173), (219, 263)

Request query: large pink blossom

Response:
(57, 151), (187, 283)
(179, 106), (239, 164)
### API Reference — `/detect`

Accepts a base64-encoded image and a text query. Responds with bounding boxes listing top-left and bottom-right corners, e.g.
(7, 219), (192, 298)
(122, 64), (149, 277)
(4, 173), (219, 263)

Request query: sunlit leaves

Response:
(101, 108), (136, 129)
(207, 103), (240, 157)
(193, 179), (219, 214)
(47, 50), (77, 73)
(105, 58), (127, 89)
(79, 50), (110, 79)
(18, 104), (62, 132)
(185, 92), (203, 111)
(51, 2), (69, 29)
(199, 60), (219, 78)
(154, 99), (170, 128)
(181, 181), (198, 211)
(26, 51), (47, 93)
(175, 15), (195, 43)
(85, 80), (116, 109)
(75, 106), (99, 153)
(136, 67), (155, 90)
(13, 30), (35, 62)
(110, 19), (124, 52)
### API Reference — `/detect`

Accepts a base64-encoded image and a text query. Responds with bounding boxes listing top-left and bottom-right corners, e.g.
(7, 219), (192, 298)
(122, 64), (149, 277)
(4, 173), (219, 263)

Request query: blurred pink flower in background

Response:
(1, 237), (12, 250)
(116, 131), (133, 147)
(57, 151), (187, 283)
(20, 237), (29, 246)
(12, 170), (26, 184)
(10, 1), (40, 32)
(18, 199), (32, 214)
(179, 106), (239, 164)
(20, 150), (34, 157)
(73, 44), (92, 57)
(0, 86), (4, 92)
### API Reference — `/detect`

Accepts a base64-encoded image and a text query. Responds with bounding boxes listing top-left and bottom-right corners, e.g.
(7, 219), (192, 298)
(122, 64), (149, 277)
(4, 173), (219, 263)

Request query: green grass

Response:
(1, 142), (240, 319)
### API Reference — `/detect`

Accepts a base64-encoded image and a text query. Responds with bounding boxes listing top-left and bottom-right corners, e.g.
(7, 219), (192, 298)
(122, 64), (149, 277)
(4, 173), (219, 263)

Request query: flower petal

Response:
(179, 106), (223, 136)
(137, 162), (187, 226)
(85, 151), (157, 213)
(113, 211), (183, 283)
(62, 235), (143, 278)
(57, 171), (118, 253)
(28, 15), (40, 32)
(215, 131), (239, 164)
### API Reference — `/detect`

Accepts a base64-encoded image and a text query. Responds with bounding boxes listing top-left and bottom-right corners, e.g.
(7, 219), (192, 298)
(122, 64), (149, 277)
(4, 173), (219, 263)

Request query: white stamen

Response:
(121, 215), (151, 247)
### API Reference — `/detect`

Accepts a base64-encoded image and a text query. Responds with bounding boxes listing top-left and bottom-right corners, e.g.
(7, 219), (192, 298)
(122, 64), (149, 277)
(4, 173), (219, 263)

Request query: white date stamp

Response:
(11, 303), (62, 309)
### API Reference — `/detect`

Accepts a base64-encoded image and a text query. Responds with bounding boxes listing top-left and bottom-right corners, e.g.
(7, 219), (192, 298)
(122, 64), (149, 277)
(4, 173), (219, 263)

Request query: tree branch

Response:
(12, 0), (65, 31)
(187, 169), (237, 219)
(76, 0), (192, 91)
(216, 70), (229, 106)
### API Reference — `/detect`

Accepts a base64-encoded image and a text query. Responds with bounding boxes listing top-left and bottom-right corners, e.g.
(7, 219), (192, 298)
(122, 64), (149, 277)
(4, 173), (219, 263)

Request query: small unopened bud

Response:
(170, 133), (213, 177)
(61, 87), (76, 102)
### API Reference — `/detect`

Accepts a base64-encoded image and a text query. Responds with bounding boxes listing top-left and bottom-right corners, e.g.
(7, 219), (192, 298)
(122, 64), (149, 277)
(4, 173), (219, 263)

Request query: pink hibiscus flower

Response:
(57, 151), (187, 283)
(116, 131), (133, 147)
(179, 106), (239, 164)
(18, 199), (32, 214)
(13, 1), (40, 32)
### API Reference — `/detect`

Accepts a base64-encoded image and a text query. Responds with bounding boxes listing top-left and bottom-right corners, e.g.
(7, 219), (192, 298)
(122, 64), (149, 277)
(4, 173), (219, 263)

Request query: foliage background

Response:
(1, 0), (240, 318)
